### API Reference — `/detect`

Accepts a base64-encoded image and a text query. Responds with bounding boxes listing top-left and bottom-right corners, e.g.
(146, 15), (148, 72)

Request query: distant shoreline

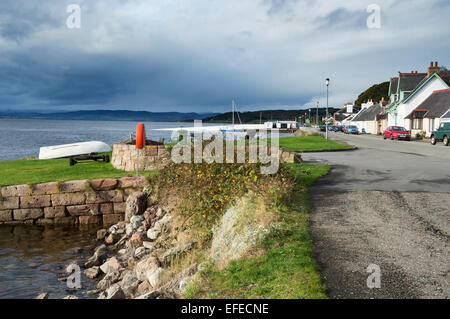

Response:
(0, 110), (218, 123)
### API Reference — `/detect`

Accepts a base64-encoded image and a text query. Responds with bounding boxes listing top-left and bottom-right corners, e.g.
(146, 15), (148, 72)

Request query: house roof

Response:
(405, 109), (428, 119)
(418, 89), (450, 118)
(402, 72), (450, 104)
(334, 113), (350, 121)
(389, 77), (399, 96)
(352, 103), (383, 122)
(398, 73), (427, 92)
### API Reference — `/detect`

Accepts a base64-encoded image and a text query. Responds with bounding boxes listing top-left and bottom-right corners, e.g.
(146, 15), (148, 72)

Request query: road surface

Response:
(303, 132), (449, 299)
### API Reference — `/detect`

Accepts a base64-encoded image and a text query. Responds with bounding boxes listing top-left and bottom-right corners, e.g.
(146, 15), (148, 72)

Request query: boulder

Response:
(84, 266), (101, 279)
(97, 271), (121, 290)
(62, 295), (79, 299)
(119, 271), (140, 297)
(130, 215), (144, 229)
(35, 292), (49, 299)
(126, 223), (134, 236)
(146, 229), (160, 241)
(125, 192), (147, 222)
(135, 290), (160, 299)
(153, 214), (172, 234)
(137, 280), (151, 294)
(96, 229), (107, 241)
(130, 232), (144, 246)
(105, 234), (117, 245)
(98, 283), (125, 299)
(147, 267), (164, 288)
(134, 246), (146, 259)
(100, 257), (122, 274)
(135, 256), (160, 281)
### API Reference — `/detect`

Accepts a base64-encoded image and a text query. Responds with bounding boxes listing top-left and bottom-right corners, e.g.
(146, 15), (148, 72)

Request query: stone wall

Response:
(112, 143), (171, 172)
(0, 177), (149, 226)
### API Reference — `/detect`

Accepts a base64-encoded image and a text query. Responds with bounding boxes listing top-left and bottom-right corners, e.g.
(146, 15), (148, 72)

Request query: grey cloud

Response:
(0, 0), (449, 112)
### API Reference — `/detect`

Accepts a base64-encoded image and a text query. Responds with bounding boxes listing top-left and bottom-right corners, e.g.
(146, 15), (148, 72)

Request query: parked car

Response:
(383, 126), (411, 141)
(319, 125), (326, 132)
(336, 125), (344, 132)
(344, 125), (359, 134)
(430, 122), (450, 146)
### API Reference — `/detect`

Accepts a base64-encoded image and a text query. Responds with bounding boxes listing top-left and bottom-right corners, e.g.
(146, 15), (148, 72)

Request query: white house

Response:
(387, 62), (450, 128)
(411, 88), (450, 136)
(350, 100), (384, 134)
(333, 103), (360, 125)
(397, 72), (449, 130)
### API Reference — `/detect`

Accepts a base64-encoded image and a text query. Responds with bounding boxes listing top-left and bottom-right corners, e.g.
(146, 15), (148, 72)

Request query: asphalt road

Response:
(303, 132), (450, 299)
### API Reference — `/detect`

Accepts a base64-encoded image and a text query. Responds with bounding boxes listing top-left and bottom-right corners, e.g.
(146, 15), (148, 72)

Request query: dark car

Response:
(383, 126), (410, 141)
(319, 125), (326, 132)
(344, 125), (358, 134)
(430, 122), (450, 145)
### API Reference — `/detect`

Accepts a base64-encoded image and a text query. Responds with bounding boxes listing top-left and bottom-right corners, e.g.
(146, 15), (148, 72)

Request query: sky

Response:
(0, 0), (450, 113)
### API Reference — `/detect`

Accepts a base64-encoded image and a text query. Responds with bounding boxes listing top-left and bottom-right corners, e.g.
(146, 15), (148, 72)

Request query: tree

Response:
(355, 81), (390, 106)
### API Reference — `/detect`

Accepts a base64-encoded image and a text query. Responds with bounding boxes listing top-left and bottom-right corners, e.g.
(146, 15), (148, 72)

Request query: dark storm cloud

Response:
(0, 0), (449, 112)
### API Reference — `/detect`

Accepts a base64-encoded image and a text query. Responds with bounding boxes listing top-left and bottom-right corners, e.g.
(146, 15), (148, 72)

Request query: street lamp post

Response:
(325, 78), (330, 139)
(316, 101), (319, 127)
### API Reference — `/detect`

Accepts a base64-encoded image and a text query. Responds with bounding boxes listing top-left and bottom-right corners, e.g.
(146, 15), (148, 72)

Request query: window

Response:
(412, 119), (423, 130)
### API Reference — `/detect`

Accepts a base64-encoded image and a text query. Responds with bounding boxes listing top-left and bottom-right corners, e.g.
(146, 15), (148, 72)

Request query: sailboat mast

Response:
(232, 99), (235, 130)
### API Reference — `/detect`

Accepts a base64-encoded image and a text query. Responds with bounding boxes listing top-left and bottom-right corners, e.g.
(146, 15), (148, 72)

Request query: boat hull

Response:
(39, 141), (112, 160)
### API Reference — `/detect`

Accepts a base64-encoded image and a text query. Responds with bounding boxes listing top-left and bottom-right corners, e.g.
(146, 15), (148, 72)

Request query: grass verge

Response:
(189, 163), (331, 299)
(277, 135), (352, 151)
(0, 152), (154, 186)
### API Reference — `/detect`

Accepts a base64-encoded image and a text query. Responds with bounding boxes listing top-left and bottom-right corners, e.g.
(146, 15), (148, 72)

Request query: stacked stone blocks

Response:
(0, 177), (148, 226)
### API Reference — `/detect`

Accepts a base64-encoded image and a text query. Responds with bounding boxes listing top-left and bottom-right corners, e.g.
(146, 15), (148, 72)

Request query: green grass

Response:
(277, 135), (352, 151)
(192, 163), (331, 299)
(0, 152), (152, 186)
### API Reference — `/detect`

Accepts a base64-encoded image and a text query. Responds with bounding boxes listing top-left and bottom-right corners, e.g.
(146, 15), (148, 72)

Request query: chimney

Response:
(428, 61), (440, 76)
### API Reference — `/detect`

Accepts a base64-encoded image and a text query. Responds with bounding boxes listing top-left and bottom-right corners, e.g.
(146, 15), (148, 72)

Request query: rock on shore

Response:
(81, 190), (199, 299)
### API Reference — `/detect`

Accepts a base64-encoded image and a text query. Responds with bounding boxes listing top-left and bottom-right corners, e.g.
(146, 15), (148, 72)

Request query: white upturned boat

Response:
(39, 141), (112, 160)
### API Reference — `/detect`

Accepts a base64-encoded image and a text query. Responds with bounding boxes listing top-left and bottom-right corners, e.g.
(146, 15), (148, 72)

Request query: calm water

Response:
(0, 225), (99, 299)
(0, 118), (217, 161)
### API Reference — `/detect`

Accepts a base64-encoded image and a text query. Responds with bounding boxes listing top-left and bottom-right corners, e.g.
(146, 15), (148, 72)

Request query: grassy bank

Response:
(188, 163), (331, 299)
(278, 135), (352, 151)
(1, 136), (346, 186)
(0, 153), (144, 186)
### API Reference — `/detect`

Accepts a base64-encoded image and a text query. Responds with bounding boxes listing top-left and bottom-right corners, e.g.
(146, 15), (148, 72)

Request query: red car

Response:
(383, 126), (411, 141)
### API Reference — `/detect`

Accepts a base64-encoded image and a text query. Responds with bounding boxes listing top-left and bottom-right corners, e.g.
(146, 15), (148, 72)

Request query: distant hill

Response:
(355, 82), (389, 106)
(201, 109), (340, 124)
(0, 110), (218, 122)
